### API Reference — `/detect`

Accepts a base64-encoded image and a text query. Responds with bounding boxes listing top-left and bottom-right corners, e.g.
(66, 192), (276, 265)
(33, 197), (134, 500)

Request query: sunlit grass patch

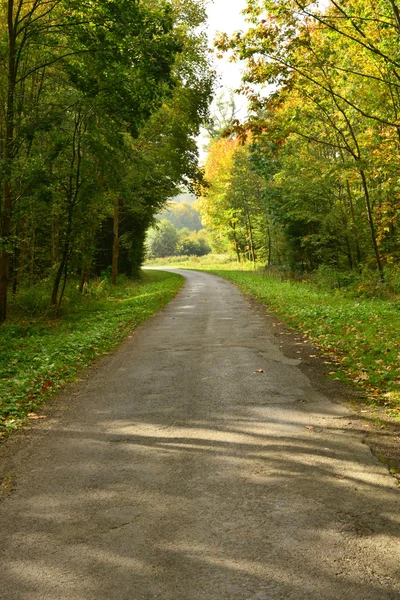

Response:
(0, 270), (184, 437)
(144, 254), (253, 269)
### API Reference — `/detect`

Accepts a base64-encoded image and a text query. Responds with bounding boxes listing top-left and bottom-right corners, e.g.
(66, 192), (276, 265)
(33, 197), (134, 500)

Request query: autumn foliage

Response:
(207, 0), (400, 287)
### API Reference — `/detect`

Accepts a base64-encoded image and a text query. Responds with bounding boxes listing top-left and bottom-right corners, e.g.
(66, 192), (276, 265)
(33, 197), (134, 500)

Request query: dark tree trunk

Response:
(11, 241), (20, 297)
(51, 248), (68, 307)
(0, 0), (16, 323)
(345, 235), (353, 269)
(359, 168), (384, 282)
(112, 196), (119, 285)
(57, 259), (69, 309)
(232, 226), (241, 263)
(79, 261), (91, 294)
(247, 212), (256, 263)
(346, 180), (362, 267)
(267, 224), (272, 267)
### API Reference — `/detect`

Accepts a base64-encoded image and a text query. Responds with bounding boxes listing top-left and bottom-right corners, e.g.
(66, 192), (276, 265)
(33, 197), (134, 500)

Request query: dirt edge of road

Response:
(244, 295), (400, 486)
(0, 329), (145, 498)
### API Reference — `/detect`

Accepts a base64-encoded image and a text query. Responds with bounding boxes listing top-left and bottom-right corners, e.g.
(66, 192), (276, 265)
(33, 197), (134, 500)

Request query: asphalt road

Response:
(0, 269), (399, 600)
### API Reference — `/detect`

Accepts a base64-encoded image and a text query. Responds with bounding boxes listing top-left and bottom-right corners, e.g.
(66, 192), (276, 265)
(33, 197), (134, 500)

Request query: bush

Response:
(147, 220), (179, 258)
(13, 284), (51, 317)
(306, 265), (360, 291)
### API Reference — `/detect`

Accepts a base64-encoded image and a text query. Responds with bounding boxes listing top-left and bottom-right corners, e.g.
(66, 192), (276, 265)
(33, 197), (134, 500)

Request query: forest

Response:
(198, 0), (400, 294)
(4, 0), (400, 329)
(0, 0), (213, 323)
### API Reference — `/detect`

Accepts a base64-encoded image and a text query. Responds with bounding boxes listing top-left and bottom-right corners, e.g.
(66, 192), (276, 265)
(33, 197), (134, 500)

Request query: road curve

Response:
(0, 269), (399, 599)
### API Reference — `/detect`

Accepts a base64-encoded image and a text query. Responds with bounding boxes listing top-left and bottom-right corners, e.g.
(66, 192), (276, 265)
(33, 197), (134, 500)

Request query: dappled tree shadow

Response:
(1, 269), (399, 599)
(1, 408), (399, 600)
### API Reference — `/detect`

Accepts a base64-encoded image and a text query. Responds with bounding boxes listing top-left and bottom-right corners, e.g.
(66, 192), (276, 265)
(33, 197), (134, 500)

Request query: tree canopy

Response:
(0, 0), (214, 321)
(198, 0), (400, 280)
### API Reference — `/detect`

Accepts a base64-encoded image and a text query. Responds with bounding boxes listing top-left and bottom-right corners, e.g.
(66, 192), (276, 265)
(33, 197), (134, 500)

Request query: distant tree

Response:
(159, 202), (203, 231)
(205, 90), (239, 140)
(147, 221), (179, 258)
(197, 137), (244, 260)
(178, 229), (211, 256)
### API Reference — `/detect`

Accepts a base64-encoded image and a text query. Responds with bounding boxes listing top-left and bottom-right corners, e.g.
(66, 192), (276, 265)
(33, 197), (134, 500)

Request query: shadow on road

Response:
(2, 408), (399, 600)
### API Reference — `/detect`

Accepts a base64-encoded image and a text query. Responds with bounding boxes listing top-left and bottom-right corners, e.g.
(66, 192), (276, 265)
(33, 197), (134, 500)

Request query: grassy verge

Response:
(144, 254), (246, 268)
(0, 270), (184, 437)
(203, 269), (400, 416)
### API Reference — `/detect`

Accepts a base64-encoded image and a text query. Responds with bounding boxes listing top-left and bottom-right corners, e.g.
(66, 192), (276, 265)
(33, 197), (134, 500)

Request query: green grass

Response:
(204, 269), (400, 413)
(0, 270), (184, 436)
(144, 254), (245, 268)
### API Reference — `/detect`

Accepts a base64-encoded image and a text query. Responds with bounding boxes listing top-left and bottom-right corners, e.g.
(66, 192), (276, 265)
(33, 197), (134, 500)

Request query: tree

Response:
(198, 138), (242, 259)
(158, 202), (203, 231)
(205, 90), (239, 140)
(0, 0), (214, 321)
(147, 220), (179, 258)
(212, 0), (400, 278)
(0, 0), (180, 320)
(177, 229), (211, 256)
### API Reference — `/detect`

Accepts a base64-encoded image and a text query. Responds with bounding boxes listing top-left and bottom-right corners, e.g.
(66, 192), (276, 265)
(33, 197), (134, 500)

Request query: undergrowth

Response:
(0, 270), (184, 437)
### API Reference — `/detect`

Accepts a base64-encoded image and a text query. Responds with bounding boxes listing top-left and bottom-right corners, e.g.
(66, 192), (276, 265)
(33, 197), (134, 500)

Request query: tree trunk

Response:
(79, 263), (86, 294)
(359, 168), (384, 282)
(346, 180), (362, 268)
(51, 250), (68, 307)
(52, 110), (84, 306)
(0, 0), (16, 323)
(30, 227), (35, 282)
(0, 182), (12, 322)
(231, 223), (241, 263)
(267, 224), (272, 267)
(345, 235), (353, 270)
(79, 262), (91, 294)
(247, 212), (256, 263)
(11, 241), (20, 297)
(0, 238), (11, 323)
(112, 196), (119, 285)
(51, 222), (57, 267)
(57, 259), (69, 310)
(51, 224), (71, 307)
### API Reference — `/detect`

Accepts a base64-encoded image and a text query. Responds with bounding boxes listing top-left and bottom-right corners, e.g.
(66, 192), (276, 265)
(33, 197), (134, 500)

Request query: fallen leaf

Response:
(356, 372), (369, 381)
(27, 413), (47, 420)
(253, 369), (264, 373)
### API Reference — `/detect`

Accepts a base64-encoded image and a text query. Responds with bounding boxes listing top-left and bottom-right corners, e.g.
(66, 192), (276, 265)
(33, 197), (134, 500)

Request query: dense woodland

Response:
(3, 0), (400, 328)
(199, 0), (400, 290)
(0, 0), (213, 322)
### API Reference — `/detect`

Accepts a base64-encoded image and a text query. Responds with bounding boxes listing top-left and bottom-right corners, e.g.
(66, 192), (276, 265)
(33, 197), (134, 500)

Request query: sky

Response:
(206, 0), (248, 96)
(197, 0), (249, 159)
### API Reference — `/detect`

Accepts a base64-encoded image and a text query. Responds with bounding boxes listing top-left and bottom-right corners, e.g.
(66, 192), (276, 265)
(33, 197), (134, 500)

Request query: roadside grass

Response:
(204, 269), (400, 415)
(144, 254), (247, 268)
(0, 270), (184, 437)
